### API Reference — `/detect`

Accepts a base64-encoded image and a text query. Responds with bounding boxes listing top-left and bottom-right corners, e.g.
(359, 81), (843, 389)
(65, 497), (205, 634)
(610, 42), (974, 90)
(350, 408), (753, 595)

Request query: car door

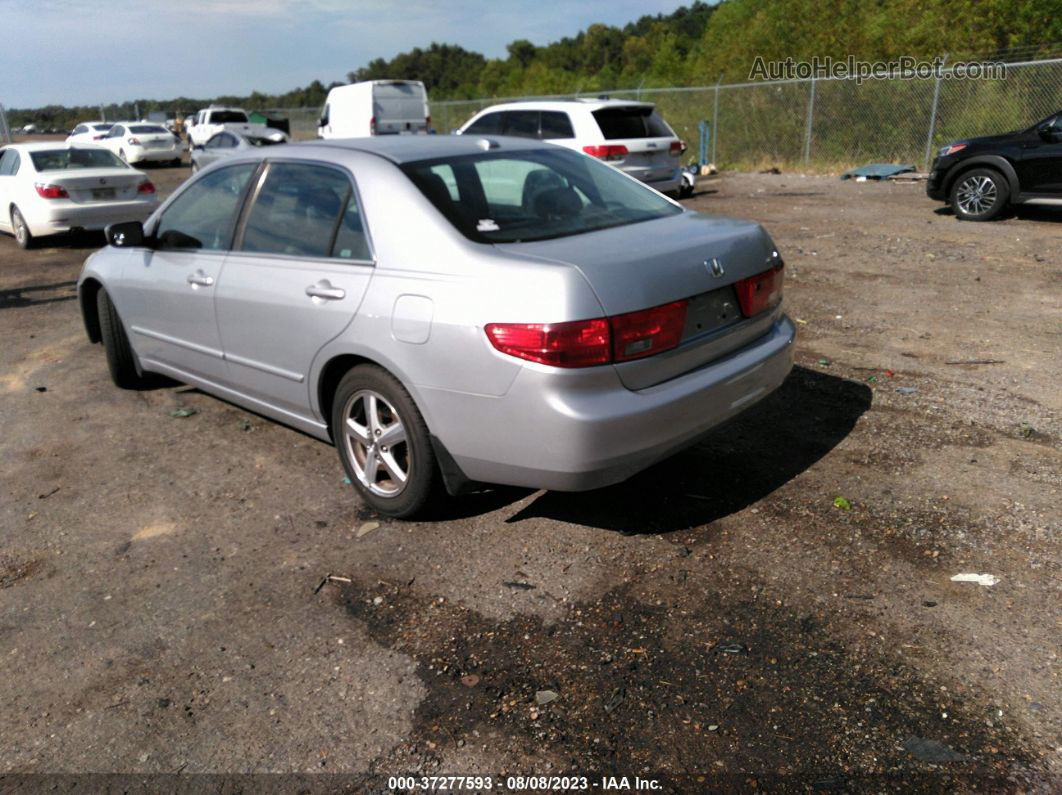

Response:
(104, 125), (124, 156)
(115, 161), (259, 384)
(1019, 115), (1062, 194)
(214, 160), (374, 418)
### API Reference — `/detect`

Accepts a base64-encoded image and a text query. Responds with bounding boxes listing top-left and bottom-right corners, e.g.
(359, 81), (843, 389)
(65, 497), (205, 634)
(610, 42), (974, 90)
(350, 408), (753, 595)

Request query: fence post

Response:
(711, 75), (722, 165)
(923, 58), (947, 171)
(803, 76), (817, 165)
(0, 104), (11, 143)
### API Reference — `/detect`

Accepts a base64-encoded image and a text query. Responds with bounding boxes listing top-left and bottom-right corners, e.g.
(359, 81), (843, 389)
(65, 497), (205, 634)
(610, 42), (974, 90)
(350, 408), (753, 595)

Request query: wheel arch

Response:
(944, 156), (1019, 199)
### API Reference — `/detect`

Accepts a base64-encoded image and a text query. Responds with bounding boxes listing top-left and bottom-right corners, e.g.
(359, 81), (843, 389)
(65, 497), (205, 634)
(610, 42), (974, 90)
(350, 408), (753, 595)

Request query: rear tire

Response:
(331, 365), (439, 518)
(11, 206), (34, 250)
(96, 289), (143, 389)
(950, 168), (1008, 221)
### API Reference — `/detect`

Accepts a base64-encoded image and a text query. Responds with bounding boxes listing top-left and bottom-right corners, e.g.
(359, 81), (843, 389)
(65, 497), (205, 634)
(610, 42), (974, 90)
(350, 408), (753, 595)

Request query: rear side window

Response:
(210, 111), (248, 124)
(240, 162), (362, 259)
(464, 112), (503, 136)
(93, 123), (114, 132)
(592, 107), (672, 139)
(155, 163), (257, 250)
(541, 111), (574, 140)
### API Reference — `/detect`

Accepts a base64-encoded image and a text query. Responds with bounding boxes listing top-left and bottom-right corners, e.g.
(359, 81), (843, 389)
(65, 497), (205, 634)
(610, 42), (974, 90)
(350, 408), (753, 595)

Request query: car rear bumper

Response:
(423, 315), (796, 492)
(27, 199), (158, 236)
(128, 148), (180, 163)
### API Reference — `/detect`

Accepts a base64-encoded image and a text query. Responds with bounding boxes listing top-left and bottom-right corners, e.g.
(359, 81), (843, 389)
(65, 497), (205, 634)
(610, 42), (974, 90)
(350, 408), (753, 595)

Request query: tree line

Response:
(8, 0), (1059, 131)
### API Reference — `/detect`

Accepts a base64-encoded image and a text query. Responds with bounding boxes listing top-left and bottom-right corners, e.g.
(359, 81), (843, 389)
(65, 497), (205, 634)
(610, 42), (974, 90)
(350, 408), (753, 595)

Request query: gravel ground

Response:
(0, 160), (1059, 792)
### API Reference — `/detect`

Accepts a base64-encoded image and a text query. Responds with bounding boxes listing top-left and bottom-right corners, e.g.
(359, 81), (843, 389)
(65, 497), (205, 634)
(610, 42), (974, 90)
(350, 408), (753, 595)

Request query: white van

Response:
(317, 80), (430, 139)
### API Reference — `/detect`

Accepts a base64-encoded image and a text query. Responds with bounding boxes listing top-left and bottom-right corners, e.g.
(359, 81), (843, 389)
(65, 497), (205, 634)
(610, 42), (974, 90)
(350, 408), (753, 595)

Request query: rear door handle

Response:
(187, 270), (214, 287)
(305, 280), (345, 301)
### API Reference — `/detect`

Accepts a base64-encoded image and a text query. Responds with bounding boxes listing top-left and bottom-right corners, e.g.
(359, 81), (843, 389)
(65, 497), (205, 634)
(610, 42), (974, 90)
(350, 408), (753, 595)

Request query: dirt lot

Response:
(0, 161), (1059, 792)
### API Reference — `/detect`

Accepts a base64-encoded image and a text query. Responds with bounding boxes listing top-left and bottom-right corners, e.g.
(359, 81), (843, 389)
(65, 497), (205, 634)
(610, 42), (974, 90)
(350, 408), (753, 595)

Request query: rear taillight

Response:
(485, 319), (611, 368)
(137, 180), (155, 195)
(127, 137), (141, 145)
(34, 183), (69, 199)
(369, 116), (376, 135)
(670, 140), (686, 156)
(610, 300), (687, 362)
(735, 261), (784, 317)
(583, 144), (628, 162)
(486, 299), (689, 368)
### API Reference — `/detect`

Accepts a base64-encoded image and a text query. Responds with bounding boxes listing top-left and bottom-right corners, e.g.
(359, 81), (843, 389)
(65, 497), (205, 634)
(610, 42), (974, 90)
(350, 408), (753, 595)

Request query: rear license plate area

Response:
(91, 188), (115, 200)
(682, 287), (741, 339)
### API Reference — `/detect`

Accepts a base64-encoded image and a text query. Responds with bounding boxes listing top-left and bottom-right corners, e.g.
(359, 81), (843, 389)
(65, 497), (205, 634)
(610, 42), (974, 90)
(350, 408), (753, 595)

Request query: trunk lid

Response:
(50, 169), (145, 203)
(496, 212), (781, 390)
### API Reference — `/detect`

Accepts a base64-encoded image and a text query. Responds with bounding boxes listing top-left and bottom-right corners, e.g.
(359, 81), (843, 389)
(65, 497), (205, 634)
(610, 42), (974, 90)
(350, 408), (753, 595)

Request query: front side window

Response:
(464, 112), (503, 136)
(402, 147), (681, 244)
(154, 163), (257, 251)
(73, 125), (87, 135)
(31, 148), (127, 171)
(240, 162), (364, 259)
(108, 126), (124, 138)
(0, 149), (18, 176)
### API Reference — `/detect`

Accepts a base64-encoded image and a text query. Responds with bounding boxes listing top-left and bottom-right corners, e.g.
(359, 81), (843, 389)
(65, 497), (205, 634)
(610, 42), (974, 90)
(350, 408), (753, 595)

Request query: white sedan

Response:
(66, 121), (116, 144)
(97, 122), (182, 166)
(0, 143), (159, 249)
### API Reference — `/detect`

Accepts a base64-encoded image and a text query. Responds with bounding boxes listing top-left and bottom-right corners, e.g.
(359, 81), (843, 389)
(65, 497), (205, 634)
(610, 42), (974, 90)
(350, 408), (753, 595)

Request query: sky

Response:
(1, 0), (692, 108)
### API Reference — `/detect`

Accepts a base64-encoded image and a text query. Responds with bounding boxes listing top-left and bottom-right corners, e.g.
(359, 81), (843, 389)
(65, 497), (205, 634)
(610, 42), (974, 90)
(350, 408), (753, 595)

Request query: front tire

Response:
(950, 168), (1009, 221)
(11, 206), (34, 249)
(96, 289), (143, 389)
(332, 365), (438, 518)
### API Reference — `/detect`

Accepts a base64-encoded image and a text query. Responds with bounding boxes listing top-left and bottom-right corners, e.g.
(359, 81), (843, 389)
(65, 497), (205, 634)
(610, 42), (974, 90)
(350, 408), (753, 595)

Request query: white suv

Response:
(458, 99), (684, 195)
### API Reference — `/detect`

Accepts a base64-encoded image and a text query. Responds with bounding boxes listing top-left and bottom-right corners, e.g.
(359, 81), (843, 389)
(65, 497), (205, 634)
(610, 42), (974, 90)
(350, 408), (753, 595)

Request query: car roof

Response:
(471, 98), (655, 114)
(1, 142), (111, 152)
(302, 134), (554, 164)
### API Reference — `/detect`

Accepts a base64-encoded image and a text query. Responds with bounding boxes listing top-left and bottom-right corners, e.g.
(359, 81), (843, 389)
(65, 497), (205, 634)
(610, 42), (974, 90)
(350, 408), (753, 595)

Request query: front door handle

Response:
(305, 280), (346, 301)
(187, 270), (214, 287)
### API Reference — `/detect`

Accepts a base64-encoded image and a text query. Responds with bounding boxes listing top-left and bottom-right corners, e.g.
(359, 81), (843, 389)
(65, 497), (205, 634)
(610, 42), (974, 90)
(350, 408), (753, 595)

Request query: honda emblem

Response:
(705, 258), (724, 278)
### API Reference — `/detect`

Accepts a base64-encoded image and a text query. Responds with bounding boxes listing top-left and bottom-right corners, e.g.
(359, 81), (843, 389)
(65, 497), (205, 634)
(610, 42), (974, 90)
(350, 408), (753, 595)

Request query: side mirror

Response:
(1038, 123), (1062, 143)
(106, 221), (147, 248)
(318, 117), (328, 128)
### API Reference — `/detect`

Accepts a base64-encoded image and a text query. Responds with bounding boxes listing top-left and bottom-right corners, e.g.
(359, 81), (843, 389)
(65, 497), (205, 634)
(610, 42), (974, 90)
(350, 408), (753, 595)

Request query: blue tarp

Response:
(840, 163), (916, 180)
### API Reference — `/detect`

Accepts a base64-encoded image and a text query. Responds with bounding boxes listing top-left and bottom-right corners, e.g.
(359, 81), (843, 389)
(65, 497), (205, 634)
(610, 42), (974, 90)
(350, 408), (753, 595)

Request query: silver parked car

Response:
(79, 136), (794, 517)
(190, 130), (287, 172)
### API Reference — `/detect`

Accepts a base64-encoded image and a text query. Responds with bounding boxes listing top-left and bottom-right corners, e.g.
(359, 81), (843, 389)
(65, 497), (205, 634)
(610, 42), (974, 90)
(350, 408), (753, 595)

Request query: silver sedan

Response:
(78, 136), (794, 517)
(190, 130), (287, 173)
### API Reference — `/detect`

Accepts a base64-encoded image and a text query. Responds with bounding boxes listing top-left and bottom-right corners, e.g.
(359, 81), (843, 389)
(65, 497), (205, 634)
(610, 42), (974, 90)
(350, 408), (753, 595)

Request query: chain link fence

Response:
(302, 56), (1057, 173)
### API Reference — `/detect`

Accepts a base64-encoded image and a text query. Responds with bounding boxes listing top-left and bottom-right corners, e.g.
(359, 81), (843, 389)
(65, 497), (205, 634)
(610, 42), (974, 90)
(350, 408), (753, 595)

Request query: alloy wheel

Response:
(956, 175), (997, 216)
(341, 389), (410, 497)
(12, 209), (27, 246)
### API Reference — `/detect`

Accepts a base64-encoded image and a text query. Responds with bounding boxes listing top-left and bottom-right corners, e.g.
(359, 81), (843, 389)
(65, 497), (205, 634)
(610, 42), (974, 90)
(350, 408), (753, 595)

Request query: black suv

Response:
(927, 111), (1062, 221)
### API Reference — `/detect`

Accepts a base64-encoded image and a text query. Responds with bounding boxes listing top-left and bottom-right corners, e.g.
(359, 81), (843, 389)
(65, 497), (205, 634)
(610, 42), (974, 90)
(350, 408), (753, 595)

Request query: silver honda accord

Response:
(78, 135), (794, 517)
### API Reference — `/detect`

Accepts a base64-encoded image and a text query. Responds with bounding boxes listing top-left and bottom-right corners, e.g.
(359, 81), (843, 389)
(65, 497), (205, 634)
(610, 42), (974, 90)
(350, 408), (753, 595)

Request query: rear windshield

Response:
(91, 123), (114, 131)
(210, 111), (248, 124)
(31, 148), (128, 171)
(128, 125), (170, 134)
(592, 107), (673, 140)
(401, 147), (681, 244)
